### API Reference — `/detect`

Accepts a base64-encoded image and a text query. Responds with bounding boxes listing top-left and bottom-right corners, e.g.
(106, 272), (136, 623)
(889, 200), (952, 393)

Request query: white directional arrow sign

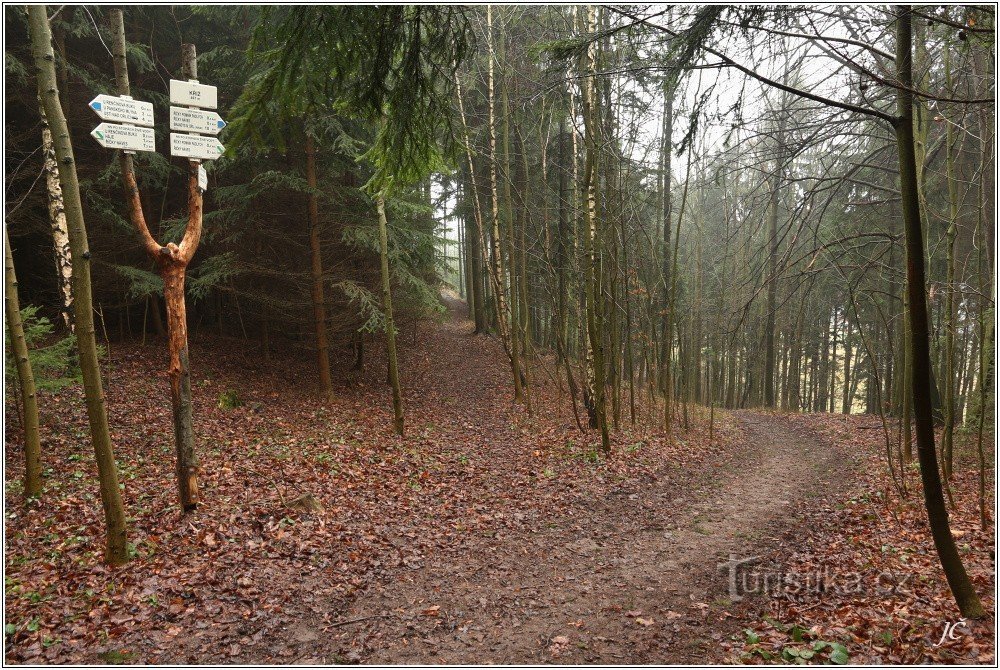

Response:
(89, 95), (154, 127)
(170, 106), (226, 135)
(169, 79), (218, 109)
(170, 133), (224, 161)
(91, 123), (156, 152)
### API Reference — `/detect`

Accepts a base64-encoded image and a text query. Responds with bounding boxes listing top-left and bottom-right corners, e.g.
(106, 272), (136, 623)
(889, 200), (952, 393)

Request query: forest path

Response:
(317, 297), (847, 664)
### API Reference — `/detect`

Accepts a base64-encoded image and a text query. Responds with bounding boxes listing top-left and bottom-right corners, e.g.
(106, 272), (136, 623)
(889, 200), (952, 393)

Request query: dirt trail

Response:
(313, 299), (848, 664)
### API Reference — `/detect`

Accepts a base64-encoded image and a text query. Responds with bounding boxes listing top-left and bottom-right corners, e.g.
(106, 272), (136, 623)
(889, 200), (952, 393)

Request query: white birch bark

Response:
(40, 102), (74, 331)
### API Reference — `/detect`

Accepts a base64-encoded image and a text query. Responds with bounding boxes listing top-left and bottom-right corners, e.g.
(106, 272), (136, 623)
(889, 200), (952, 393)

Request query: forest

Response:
(3, 4), (996, 665)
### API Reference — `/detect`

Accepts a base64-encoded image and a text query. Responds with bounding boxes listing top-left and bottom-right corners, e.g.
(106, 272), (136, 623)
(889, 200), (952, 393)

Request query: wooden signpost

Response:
(89, 94), (154, 126)
(168, 79), (218, 109)
(90, 122), (155, 152)
(170, 106), (226, 135)
(97, 11), (227, 512)
(169, 77), (225, 163)
(88, 94), (156, 154)
(169, 132), (225, 161)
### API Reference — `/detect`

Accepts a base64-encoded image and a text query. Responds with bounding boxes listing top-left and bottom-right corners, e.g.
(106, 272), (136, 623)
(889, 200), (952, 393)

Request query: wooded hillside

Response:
(4, 5), (995, 665)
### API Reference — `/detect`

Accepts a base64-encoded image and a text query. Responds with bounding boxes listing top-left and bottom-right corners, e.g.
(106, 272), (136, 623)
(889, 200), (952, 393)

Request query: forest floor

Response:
(4, 295), (995, 664)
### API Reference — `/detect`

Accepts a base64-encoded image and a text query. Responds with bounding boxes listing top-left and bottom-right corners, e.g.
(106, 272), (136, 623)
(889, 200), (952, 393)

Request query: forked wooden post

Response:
(110, 9), (202, 512)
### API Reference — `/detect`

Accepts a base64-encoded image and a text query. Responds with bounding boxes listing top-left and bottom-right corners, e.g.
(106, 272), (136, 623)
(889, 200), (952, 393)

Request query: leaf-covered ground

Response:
(4, 297), (731, 663)
(4, 297), (995, 664)
(725, 414), (996, 665)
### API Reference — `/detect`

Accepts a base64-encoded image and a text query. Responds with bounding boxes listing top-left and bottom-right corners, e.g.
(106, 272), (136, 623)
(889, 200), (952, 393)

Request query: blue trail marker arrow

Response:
(169, 107), (226, 136)
(88, 95), (154, 126)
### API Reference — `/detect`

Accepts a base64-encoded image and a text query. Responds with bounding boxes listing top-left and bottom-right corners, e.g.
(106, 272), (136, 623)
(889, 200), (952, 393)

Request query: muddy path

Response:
(60, 296), (848, 665)
(308, 310), (851, 665)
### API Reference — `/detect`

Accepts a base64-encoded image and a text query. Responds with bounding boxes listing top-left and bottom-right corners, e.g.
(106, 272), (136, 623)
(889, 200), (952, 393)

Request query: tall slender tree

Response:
(5, 227), (42, 499)
(893, 4), (984, 619)
(581, 5), (610, 454)
(28, 4), (128, 564)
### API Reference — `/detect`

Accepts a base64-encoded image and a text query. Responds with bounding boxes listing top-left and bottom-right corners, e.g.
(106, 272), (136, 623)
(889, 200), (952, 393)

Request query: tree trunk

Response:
(764, 108), (787, 407)
(893, 4), (984, 619)
(498, 24), (525, 405)
(623, 221), (636, 426)
(581, 5), (609, 454)
(485, 7), (520, 398)
(555, 114), (584, 430)
(453, 74), (487, 335)
(39, 103), (73, 330)
(455, 184), (466, 299)
(818, 312), (830, 411)
(693, 228), (704, 403)
(557, 115), (570, 366)
(789, 286), (809, 412)
(376, 195), (405, 435)
(883, 275), (896, 416)
(29, 4), (128, 564)
(514, 121), (534, 415)
(463, 177), (484, 331)
(828, 307), (838, 412)
(841, 315), (853, 414)
(5, 228), (42, 498)
(659, 71), (674, 428)
(458, 180), (472, 305)
(163, 263), (198, 509)
(941, 43), (958, 479)
(306, 134), (334, 401)
(902, 297), (914, 462)
(975, 157), (991, 529)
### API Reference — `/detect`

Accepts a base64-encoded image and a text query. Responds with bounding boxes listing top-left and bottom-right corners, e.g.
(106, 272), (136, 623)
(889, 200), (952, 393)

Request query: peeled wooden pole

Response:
(4, 228), (42, 498)
(28, 4), (128, 564)
(893, 5), (984, 619)
(110, 9), (200, 511)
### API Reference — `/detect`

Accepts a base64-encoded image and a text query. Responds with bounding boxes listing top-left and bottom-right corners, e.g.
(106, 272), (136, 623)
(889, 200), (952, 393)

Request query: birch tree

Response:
(39, 105), (73, 330)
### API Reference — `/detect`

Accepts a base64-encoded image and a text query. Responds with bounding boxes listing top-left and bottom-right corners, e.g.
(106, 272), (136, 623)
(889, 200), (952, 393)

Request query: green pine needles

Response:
(4, 306), (80, 393)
